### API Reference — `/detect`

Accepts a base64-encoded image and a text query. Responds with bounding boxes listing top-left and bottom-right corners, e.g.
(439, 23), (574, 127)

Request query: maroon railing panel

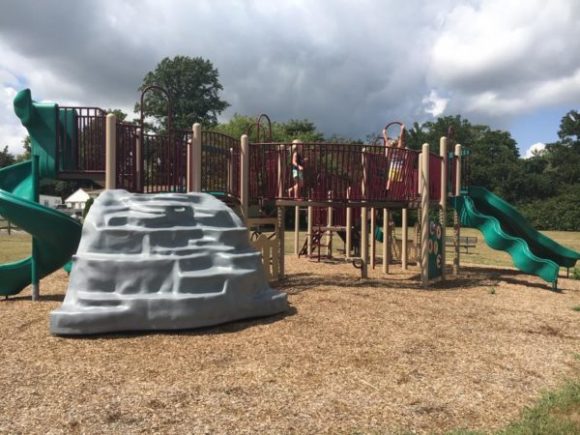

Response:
(57, 106), (106, 173)
(429, 153), (442, 202)
(142, 133), (187, 193)
(116, 122), (138, 191)
(248, 142), (420, 204)
(201, 131), (240, 199)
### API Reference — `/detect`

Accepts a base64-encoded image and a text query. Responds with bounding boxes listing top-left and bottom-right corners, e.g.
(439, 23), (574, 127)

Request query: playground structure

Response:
(0, 88), (579, 304)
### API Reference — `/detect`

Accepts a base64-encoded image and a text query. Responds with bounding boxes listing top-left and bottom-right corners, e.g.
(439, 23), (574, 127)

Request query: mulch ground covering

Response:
(1, 258), (579, 434)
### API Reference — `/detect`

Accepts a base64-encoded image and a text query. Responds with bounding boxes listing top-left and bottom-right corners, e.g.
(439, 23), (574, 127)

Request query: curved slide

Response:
(467, 186), (580, 269)
(454, 186), (579, 285)
(0, 161), (82, 296)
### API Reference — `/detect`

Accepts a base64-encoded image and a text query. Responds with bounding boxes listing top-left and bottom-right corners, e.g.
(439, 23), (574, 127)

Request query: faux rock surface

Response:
(50, 190), (288, 335)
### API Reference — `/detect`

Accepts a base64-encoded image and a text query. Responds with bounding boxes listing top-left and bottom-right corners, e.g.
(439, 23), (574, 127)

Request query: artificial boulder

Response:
(50, 190), (288, 335)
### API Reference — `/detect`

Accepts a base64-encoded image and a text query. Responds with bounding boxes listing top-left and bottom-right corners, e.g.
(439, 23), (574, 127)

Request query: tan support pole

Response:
(420, 143), (430, 286)
(360, 148), (368, 278)
(453, 144), (462, 275)
(135, 128), (142, 192)
(402, 208), (408, 270)
(240, 134), (249, 222)
(187, 140), (193, 192)
(370, 207), (375, 269)
(307, 205), (313, 256)
(294, 206), (300, 257)
(105, 114), (117, 190)
(228, 147), (234, 195)
(192, 123), (202, 192)
(327, 201), (333, 257)
(277, 206), (285, 278)
(346, 188), (352, 257)
(360, 206), (368, 278)
(440, 137), (448, 280)
(382, 208), (389, 274)
(277, 145), (284, 198)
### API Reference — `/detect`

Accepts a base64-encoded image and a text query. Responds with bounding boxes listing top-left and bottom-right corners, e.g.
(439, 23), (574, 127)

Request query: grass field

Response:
(284, 226), (580, 271)
(0, 227), (579, 433)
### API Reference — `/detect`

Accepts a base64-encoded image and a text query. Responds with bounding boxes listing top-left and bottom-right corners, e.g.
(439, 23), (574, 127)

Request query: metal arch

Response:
(382, 121), (407, 148)
(139, 84), (174, 135)
(139, 85), (174, 193)
(246, 113), (272, 143)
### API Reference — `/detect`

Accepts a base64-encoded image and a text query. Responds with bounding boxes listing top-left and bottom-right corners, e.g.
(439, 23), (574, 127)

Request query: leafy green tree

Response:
(107, 109), (128, 122)
(407, 115), (522, 202)
(214, 115), (326, 142)
(0, 146), (16, 168)
(16, 135), (31, 161)
(135, 56), (229, 132)
(558, 110), (580, 142)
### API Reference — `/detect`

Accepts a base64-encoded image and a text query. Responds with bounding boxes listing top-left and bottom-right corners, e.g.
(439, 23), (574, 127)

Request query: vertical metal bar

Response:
(440, 137), (448, 281)
(402, 208), (408, 270)
(453, 144), (462, 275)
(105, 114), (117, 189)
(31, 155), (39, 301)
(382, 208), (389, 274)
(421, 143), (430, 286)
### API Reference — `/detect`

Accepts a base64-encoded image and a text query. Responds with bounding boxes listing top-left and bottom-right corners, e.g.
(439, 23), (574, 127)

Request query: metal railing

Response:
(201, 131), (241, 198)
(248, 142), (421, 204)
(116, 122), (139, 191)
(141, 132), (188, 193)
(56, 106), (106, 173)
(429, 153), (442, 202)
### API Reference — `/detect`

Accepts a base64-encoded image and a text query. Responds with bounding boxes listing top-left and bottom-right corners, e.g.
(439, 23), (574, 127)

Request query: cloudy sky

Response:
(1, 0), (579, 157)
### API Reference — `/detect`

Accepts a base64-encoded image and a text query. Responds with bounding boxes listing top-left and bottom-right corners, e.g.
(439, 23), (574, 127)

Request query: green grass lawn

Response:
(284, 226), (580, 270)
(0, 232), (31, 263)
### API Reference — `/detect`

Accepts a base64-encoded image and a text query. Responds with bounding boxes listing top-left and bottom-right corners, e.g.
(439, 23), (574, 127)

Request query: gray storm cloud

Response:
(1, 0), (579, 153)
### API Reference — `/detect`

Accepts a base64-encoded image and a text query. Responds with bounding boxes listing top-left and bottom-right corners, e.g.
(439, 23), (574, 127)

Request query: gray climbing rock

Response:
(50, 190), (288, 335)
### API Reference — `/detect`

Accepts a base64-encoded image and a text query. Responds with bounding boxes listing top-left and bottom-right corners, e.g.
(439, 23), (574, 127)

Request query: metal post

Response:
(307, 205), (313, 256)
(370, 207), (375, 269)
(346, 189), (352, 257)
(240, 134), (249, 222)
(327, 201), (333, 257)
(402, 208), (408, 270)
(192, 123), (202, 192)
(294, 206), (300, 257)
(228, 147), (234, 195)
(31, 155), (39, 301)
(360, 206), (368, 278)
(382, 208), (389, 274)
(360, 149), (368, 277)
(277, 145), (284, 198)
(277, 206), (285, 278)
(135, 128), (143, 192)
(187, 140), (193, 192)
(105, 113), (117, 190)
(440, 137), (448, 280)
(420, 143), (430, 286)
(453, 144), (462, 275)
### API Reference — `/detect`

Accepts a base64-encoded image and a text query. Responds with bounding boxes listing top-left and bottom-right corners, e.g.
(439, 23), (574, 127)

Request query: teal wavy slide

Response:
(454, 186), (580, 285)
(0, 161), (82, 296)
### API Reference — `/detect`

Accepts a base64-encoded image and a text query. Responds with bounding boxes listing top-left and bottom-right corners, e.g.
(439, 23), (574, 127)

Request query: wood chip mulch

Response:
(1, 258), (579, 434)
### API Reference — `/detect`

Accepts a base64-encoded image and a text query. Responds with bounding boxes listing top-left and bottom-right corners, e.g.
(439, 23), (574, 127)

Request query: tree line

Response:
(1, 55), (578, 230)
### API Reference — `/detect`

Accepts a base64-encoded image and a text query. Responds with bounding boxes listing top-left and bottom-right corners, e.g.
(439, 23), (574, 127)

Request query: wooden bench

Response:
(445, 235), (478, 253)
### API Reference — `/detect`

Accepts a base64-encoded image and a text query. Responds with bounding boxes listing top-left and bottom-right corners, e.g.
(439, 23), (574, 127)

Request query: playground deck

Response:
(1, 258), (578, 434)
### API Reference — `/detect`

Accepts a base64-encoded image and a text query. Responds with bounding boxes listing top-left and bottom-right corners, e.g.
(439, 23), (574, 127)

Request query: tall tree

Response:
(0, 146), (16, 168)
(135, 56), (229, 132)
(214, 115), (327, 142)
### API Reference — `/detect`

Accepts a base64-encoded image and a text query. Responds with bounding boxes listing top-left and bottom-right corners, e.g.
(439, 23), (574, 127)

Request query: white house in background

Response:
(39, 194), (62, 208)
(65, 188), (91, 210)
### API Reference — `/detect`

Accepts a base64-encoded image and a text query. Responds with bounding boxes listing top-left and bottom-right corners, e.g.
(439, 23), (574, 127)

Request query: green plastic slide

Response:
(0, 160), (81, 297)
(0, 88), (83, 296)
(454, 186), (579, 285)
